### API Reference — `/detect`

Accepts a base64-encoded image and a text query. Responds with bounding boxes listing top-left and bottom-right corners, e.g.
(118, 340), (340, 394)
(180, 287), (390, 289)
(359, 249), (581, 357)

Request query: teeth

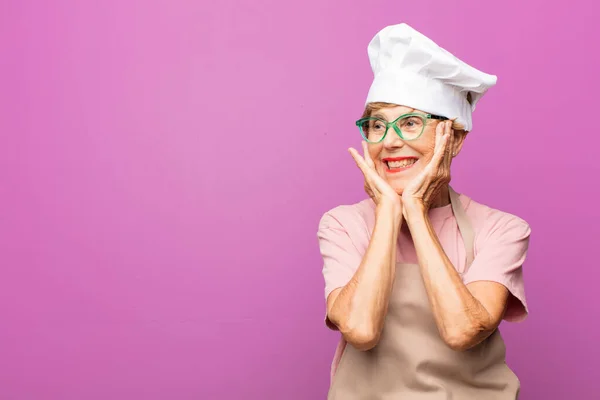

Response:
(387, 159), (417, 168)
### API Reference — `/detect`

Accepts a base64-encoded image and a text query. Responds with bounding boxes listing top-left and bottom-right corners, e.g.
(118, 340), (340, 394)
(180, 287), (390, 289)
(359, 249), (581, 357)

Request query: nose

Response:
(383, 128), (405, 150)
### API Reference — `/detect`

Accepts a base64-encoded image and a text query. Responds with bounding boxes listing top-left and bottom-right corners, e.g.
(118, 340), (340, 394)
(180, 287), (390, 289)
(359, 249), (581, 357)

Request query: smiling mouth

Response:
(383, 158), (418, 173)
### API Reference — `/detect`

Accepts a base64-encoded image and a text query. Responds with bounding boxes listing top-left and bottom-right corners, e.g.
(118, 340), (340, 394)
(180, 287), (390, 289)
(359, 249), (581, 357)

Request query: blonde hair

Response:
(362, 102), (466, 131)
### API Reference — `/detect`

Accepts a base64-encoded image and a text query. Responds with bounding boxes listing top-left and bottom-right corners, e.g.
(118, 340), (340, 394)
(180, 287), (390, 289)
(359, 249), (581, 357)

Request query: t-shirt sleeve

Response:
(317, 211), (363, 302)
(462, 214), (531, 322)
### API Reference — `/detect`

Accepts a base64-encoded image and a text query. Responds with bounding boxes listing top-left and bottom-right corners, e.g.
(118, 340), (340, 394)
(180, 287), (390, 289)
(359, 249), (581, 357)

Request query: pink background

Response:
(1, 1), (598, 399)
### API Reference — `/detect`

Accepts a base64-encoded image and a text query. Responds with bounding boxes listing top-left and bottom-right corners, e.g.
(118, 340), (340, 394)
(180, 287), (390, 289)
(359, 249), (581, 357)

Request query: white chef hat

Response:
(365, 23), (497, 132)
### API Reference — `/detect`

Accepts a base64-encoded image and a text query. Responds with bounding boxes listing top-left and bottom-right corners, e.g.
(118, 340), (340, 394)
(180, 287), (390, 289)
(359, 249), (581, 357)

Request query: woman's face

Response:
(366, 105), (465, 195)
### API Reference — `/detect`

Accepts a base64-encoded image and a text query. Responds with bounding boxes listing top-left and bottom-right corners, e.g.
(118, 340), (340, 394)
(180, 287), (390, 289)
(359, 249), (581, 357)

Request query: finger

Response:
(431, 133), (449, 167)
(447, 120), (454, 143)
(350, 148), (395, 195)
(362, 141), (376, 169)
(364, 181), (376, 198)
(434, 120), (444, 150)
(374, 159), (385, 178)
(350, 145), (386, 200)
(367, 183), (381, 199)
(350, 147), (380, 182)
(445, 120), (454, 168)
(440, 121), (450, 162)
(364, 176), (381, 200)
(437, 119), (451, 153)
(429, 123), (448, 165)
(365, 140), (385, 177)
(440, 120), (453, 151)
(349, 147), (369, 171)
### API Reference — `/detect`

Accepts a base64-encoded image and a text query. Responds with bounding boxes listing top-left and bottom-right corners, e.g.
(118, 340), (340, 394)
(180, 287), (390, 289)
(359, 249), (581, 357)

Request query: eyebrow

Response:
(371, 113), (389, 120)
(371, 109), (416, 121)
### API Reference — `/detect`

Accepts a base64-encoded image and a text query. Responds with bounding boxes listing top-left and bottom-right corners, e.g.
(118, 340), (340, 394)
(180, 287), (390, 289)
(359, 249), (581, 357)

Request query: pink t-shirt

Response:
(317, 192), (531, 382)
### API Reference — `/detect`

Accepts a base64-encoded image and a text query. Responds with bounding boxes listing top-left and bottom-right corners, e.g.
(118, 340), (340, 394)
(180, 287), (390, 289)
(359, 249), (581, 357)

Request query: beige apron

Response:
(328, 188), (520, 399)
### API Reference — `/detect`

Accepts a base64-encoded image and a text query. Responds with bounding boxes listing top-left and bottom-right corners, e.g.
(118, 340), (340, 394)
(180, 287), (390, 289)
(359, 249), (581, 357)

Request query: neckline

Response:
(428, 201), (454, 221)
(364, 195), (462, 222)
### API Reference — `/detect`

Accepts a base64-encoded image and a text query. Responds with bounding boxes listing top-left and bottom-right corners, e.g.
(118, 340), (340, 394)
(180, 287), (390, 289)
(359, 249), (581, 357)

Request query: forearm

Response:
(329, 200), (402, 350)
(404, 202), (495, 350)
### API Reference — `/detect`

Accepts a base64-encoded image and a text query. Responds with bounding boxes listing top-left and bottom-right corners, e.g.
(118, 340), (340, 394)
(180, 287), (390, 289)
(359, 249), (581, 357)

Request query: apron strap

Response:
(449, 186), (475, 270)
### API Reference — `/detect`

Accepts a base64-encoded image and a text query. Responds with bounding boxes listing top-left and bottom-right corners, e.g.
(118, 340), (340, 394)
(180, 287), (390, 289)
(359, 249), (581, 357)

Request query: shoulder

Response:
(459, 193), (532, 322)
(462, 194), (531, 245)
(318, 199), (375, 230)
(317, 199), (375, 249)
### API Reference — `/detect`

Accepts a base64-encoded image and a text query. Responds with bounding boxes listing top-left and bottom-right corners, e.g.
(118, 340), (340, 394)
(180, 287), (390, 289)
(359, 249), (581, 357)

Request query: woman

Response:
(317, 23), (531, 399)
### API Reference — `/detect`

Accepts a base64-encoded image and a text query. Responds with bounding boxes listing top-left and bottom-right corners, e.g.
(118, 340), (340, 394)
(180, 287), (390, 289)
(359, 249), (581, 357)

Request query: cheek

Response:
(368, 144), (383, 161)
(415, 134), (437, 161)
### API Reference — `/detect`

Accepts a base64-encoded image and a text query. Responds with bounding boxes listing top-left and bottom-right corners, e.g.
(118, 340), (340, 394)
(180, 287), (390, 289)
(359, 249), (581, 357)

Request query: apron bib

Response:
(328, 188), (520, 399)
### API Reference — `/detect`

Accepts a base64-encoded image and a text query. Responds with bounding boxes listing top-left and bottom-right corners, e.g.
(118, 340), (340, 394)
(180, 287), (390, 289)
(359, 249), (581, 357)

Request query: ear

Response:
(451, 130), (468, 157)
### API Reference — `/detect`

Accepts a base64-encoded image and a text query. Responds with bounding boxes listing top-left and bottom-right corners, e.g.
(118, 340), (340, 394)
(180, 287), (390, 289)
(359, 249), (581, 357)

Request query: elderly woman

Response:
(317, 23), (531, 399)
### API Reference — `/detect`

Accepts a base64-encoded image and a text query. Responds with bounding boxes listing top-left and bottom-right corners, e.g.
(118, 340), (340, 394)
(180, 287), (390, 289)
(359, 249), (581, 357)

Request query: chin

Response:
(386, 176), (410, 195)
(385, 169), (421, 195)
(390, 185), (406, 195)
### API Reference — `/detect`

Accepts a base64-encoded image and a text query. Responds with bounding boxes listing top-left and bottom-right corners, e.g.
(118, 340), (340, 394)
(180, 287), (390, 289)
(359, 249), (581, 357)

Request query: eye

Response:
(399, 116), (423, 130)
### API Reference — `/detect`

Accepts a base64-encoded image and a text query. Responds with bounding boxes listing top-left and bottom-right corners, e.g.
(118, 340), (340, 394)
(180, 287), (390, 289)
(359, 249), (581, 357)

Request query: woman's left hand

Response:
(401, 119), (454, 213)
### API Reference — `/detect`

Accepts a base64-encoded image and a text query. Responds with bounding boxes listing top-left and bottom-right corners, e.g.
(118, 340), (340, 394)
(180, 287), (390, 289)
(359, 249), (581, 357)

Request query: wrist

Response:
(403, 200), (427, 223)
(376, 198), (403, 224)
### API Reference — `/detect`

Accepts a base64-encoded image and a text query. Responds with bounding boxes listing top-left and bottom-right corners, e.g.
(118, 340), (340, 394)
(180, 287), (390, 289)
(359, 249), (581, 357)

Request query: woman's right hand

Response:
(348, 141), (403, 217)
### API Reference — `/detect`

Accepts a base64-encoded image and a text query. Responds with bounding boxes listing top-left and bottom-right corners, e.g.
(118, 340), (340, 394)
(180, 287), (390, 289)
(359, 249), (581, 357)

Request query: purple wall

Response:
(1, 1), (598, 399)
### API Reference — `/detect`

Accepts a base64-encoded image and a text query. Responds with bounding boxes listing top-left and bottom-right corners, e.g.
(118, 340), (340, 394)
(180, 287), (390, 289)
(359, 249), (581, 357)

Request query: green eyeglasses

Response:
(355, 113), (448, 143)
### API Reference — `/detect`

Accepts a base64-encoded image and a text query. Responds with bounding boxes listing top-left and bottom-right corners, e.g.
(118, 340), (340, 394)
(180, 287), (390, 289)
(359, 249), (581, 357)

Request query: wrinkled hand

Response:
(402, 119), (454, 212)
(349, 141), (402, 213)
